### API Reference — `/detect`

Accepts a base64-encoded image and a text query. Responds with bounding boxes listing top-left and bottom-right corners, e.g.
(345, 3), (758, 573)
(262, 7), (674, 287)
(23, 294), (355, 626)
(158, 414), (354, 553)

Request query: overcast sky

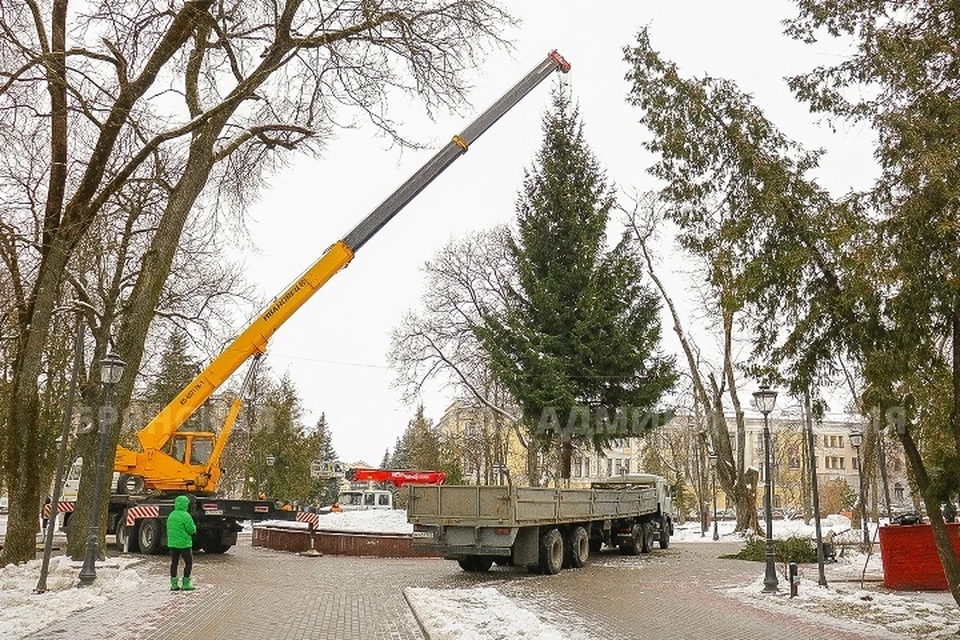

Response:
(237, 1), (877, 465)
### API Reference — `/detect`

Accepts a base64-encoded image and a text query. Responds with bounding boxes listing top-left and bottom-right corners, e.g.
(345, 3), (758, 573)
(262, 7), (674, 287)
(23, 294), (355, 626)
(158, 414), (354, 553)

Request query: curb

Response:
(402, 587), (434, 640)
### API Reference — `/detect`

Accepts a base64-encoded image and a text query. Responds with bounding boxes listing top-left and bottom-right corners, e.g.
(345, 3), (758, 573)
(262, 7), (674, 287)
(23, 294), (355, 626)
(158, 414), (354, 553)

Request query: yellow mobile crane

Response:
(90, 51), (571, 554)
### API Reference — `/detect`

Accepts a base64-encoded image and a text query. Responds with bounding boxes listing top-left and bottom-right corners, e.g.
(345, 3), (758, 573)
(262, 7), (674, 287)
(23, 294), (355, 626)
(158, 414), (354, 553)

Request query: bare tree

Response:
(390, 227), (521, 420)
(0, 0), (513, 563)
(624, 193), (761, 533)
(387, 226), (551, 481)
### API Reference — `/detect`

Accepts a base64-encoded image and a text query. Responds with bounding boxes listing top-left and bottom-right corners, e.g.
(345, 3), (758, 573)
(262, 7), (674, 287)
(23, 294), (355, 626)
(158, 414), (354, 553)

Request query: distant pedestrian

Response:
(166, 495), (197, 591)
(330, 501), (342, 513)
(943, 501), (957, 523)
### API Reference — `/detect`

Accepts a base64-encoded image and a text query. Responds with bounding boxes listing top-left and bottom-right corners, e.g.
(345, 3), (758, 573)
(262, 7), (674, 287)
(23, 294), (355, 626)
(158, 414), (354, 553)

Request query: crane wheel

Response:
(137, 518), (161, 554)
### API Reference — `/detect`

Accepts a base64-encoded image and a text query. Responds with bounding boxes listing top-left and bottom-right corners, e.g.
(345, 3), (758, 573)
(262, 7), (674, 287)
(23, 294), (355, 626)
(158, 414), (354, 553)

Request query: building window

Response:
(895, 483), (904, 501)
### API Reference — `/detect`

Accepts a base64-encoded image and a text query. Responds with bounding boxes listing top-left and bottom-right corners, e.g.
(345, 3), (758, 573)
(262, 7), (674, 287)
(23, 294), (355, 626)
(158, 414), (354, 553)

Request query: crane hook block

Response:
(549, 50), (571, 73)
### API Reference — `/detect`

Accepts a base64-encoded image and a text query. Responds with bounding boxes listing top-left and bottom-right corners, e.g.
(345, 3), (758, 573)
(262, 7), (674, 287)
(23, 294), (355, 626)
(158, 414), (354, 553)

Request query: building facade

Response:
(436, 398), (915, 517)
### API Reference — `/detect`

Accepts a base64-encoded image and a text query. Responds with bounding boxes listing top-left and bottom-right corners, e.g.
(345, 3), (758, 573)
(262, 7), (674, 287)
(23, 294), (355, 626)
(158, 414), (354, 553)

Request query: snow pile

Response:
(672, 513), (859, 544)
(0, 555), (144, 639)
(254, 509), (413, 534)
(405, 586), (590, 640)
(315, 509), (412, 534)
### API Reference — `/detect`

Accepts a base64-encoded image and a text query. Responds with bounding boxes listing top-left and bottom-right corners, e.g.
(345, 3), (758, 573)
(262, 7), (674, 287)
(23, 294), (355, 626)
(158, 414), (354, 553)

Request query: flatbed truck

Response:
(407, 474), (674, 574)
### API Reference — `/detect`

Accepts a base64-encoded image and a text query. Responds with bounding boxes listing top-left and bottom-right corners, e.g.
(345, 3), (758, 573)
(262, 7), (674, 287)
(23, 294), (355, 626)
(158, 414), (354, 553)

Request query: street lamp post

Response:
(78, 352), (126, 586)
(265, 454), (276, 498)
(708, 452), (719, 541)
(849, 428), (869, 550)
(753, 384), (779, 593)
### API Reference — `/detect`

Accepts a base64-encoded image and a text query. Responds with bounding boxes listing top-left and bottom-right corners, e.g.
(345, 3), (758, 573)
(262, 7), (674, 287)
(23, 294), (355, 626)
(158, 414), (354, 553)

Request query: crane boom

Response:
(346, 468), (447, 487)
(120, 51), (570, 489)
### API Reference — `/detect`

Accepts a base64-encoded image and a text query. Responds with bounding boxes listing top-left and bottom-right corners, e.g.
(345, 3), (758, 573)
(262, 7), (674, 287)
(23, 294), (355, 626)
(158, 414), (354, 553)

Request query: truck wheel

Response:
(538, 528), (564, 575)
(457, 556), (493, 572)
(137, 518), (160, 554)
(640, 521), (655, 554)
(620, 524), (642, 556)
(658, 517), (671, 549)
(564, 526), (589, 568)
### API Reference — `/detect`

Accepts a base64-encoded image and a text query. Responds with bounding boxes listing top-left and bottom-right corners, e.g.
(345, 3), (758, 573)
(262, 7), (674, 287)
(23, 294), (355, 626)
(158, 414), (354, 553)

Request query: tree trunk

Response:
(899, 420), (960, 606)
(733, 467), (760, 533)
(1, 232), (76, 564)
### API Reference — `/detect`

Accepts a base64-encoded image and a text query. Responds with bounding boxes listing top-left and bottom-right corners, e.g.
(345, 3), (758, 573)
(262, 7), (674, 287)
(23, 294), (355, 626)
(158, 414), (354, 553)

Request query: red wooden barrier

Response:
(878, 522), (960, 590)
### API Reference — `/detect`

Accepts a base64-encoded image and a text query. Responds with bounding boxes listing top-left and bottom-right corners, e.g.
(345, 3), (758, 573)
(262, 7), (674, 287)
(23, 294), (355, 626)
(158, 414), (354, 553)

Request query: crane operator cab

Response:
(168, 432), (216, 467)
(116, 431), (219, 496)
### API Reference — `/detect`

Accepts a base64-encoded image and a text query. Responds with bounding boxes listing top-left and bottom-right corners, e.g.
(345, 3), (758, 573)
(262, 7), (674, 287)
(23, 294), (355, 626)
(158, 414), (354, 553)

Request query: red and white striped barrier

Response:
(42, 502), (75, 518)
(125, 504), (160, 526)
(296, 512), (320, 528)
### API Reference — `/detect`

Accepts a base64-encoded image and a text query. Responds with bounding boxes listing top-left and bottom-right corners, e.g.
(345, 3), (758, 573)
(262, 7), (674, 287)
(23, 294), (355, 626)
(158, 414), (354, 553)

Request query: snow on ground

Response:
(0, 554), (144, 639)
(672, 514), (960, 639)
(671, 512), (862, 544)
(726, 569), (960, 639)
(405, 586), (592, 640)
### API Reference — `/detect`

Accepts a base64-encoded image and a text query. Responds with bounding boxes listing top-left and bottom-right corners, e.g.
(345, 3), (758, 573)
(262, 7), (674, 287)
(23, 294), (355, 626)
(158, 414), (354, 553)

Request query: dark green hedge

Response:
(722, 536), (818, 563)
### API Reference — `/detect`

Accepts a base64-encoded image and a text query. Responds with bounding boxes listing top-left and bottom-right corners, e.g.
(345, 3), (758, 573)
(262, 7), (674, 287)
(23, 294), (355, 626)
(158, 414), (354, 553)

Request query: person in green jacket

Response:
(167, 495), (197, 591)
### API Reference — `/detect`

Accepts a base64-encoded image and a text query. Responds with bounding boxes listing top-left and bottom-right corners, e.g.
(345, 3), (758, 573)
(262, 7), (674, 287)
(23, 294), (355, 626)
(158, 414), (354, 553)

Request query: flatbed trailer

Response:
(407, 475), (674, 574)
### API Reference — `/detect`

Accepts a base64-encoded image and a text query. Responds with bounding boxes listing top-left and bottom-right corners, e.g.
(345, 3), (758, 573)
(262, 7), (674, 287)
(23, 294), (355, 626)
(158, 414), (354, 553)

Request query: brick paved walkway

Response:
(25, 536), (894, 640)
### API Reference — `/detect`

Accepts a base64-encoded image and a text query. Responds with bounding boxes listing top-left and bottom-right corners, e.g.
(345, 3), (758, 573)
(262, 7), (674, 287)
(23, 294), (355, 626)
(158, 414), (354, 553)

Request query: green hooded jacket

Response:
(166, 495), (197, 549)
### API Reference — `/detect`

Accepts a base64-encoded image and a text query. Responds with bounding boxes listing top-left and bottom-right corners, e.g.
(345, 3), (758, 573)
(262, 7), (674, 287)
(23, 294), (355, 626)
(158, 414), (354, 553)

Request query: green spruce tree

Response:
(142, 330), (203, 432)
(478, 87), (676, 480)
(308, 413), (340, 505)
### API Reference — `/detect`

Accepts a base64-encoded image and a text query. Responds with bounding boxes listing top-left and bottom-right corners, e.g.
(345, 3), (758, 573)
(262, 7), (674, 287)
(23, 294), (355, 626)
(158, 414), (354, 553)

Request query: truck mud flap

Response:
(512, 527), (539, 566)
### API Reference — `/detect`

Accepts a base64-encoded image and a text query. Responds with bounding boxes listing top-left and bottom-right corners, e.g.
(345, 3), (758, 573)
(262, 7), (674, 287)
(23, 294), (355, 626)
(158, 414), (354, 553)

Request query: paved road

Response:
(26, 535), (890, 640)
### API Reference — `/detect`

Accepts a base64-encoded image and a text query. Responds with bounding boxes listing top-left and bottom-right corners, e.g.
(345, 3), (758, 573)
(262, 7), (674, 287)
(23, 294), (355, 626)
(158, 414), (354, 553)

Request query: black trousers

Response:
(170, 547), (193, 578)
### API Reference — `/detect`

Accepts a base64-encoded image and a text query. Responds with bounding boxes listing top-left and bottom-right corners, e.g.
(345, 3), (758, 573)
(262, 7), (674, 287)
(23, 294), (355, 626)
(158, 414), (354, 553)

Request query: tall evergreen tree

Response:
(478, 87), (676, 480)
(141, 331), (202, 431)
(308, 413), (340, 505)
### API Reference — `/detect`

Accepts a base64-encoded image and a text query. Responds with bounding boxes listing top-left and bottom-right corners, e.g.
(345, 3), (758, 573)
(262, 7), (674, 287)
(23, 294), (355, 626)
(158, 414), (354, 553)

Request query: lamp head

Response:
(99, 352), (126, 385)
(849, 428), (863, 448)
(752, 384), (778, 415)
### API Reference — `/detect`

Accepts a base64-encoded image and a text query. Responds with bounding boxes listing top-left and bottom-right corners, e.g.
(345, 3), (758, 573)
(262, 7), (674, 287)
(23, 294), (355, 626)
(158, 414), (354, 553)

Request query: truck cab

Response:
(338, 489), (393, 510)
(591, 473), (674, 534)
